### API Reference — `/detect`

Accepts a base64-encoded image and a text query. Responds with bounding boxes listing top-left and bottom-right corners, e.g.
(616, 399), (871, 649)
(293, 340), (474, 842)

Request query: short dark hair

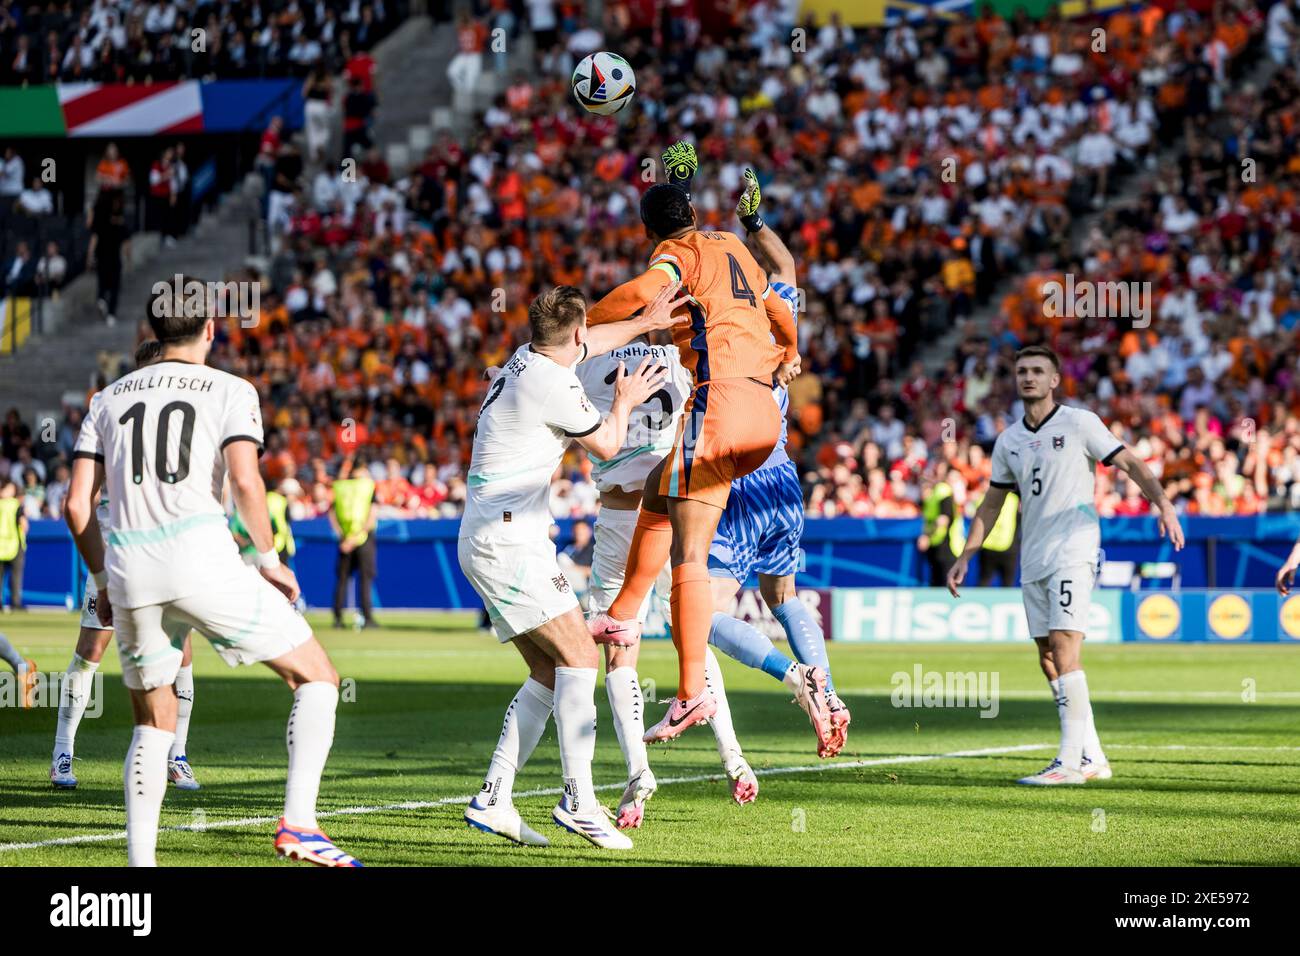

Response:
(147, 274), (211, 343)
(134, 338), (163, 367)
(1015, 345), (1061, 371)
(640, 183), (694, 239)
(528, 286), (587, 346)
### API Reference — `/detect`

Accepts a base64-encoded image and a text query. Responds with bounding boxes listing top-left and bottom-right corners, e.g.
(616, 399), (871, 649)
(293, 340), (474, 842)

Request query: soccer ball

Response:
(571, 52), (636, 115)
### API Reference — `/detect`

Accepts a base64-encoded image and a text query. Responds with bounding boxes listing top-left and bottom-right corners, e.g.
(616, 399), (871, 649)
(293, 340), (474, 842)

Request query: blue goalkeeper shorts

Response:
(708, 460), (805, 583)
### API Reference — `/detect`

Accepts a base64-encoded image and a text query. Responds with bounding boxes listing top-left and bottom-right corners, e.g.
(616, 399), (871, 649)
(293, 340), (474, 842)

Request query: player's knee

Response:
(759, 574), (795, 607)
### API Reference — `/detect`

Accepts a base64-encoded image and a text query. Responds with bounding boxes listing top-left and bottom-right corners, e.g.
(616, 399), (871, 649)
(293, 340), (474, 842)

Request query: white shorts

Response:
(588, 508), (671, 623)
(114, 566), (312, 690)
(80, 575), (113, 632)
(1023, 564), (1096, 639)
(593, 446), (669, 495)
(458, 535), (580, 642)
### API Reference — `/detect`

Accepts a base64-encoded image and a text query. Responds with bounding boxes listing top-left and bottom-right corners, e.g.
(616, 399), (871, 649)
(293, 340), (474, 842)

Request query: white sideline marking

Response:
(0, 742), (1050, 854)
(837, 687), (1300, 700)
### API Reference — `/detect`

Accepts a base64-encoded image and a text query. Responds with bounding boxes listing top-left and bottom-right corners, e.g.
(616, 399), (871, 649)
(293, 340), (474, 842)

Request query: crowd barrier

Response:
(9, 517), (1300, 644)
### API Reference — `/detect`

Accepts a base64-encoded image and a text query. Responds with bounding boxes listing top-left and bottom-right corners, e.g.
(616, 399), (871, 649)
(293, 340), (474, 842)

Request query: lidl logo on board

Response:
(1136, 593), (1180, 640)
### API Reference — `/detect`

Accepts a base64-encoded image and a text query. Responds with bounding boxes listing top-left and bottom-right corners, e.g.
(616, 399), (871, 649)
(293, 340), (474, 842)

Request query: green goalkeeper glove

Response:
(737, 167), (764, 233)
(662, 140), (698, 198)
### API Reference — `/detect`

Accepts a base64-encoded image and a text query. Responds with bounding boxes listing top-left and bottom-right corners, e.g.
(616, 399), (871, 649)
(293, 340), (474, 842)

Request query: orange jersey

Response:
(587, 230), (797, 382)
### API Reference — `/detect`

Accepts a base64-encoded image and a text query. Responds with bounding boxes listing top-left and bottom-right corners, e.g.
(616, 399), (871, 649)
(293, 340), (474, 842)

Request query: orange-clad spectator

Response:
(95, 143), (130, 193)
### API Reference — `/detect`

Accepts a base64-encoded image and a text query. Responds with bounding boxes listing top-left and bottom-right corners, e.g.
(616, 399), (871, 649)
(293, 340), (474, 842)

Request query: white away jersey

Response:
(989, 403), (1123, 584)
(575, 341), (691, 493)
(74, 360), (264, 607)
(462, 344), (603, 542)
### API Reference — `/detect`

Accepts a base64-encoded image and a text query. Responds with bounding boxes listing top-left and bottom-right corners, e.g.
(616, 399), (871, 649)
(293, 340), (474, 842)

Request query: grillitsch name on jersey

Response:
(111, 373), (215, 395)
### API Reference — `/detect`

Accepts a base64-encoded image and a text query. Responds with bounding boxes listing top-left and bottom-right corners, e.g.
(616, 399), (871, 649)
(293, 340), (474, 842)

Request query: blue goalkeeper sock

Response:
(772, 597), (834, 692)
(708, 613), (793, 685)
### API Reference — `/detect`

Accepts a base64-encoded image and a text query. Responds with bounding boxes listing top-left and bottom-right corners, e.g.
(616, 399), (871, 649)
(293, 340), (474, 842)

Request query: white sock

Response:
(125, 724), (175, 867)
(54, 654), (99, 760)
(474, 677), (553, 810)
(1081, 689), (1106, 765)
(605, 666), (648, 779)
(553, 666), (598, 815)
(704, 648), (743, 765)
(283, 682), (338, 829)
(780, 660), (801, 692)
(1056, 670), (1091, 771)
(169, 665), (194, 761)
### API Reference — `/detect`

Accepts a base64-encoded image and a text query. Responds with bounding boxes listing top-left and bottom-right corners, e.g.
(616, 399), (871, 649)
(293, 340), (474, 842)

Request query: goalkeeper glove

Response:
(662, 140), (698, 199)
(737, 167), (764, 233)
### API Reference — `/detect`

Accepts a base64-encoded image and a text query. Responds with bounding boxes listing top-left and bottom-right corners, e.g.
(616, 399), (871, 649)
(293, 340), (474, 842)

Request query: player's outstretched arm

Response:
(1110, 447), (1184, 551)
(583, 279), (690, 359)
(574, 358), (668, 460)
(226, 439), (301, 602)
(738, 169), (796, 286)
(947, 485), (1009, 597)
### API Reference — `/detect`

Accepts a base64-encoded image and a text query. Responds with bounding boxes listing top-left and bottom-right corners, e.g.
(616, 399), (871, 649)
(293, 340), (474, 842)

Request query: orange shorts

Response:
(660, 377), (781, 509)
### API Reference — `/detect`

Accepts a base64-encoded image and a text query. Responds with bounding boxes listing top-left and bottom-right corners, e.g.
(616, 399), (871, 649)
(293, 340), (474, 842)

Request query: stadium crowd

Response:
(7, 0), (1300, 528)
(0, 0), (401, 84)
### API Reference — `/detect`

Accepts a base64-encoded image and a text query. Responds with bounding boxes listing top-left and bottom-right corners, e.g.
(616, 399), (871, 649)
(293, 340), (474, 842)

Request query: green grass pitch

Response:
(1, 609), (1297, 866)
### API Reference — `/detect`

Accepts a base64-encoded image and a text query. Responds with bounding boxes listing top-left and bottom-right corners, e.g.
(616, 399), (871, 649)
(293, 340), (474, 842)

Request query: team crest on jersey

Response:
(1053, 435), (1065, 449)
(552, 573), (570, 594)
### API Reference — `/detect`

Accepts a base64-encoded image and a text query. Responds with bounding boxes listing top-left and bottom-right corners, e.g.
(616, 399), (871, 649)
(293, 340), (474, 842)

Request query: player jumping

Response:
(947, 345), (1184, 784)
(459, 284), (685, 849)
(51, 338), (201, 792)
(66, 281), (361, 866)
(576, 311), (760, 825)
(585, 161), (800, 744)
(702, 165), (851, 759)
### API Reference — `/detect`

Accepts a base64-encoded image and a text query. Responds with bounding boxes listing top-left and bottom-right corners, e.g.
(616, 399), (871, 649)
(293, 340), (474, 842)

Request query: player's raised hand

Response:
(614, 358), (669, 410)
(1277, 557), (1298, 595)
(737, 167), (762, 221)
(662, 140), (698, 196)
(261, 562), (302, 604)
(640, 279), (691, 333)
(946, 556), (969, 598)
(1157, 500), (1185, 551)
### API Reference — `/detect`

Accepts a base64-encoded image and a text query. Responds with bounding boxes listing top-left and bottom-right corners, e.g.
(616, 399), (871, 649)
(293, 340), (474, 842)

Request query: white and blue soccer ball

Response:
(571, 51), (636, 115)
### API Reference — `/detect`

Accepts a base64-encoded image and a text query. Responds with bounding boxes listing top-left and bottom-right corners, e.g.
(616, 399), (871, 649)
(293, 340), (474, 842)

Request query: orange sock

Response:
(670, 562), (712, 699)
(608, 509), (672, 621)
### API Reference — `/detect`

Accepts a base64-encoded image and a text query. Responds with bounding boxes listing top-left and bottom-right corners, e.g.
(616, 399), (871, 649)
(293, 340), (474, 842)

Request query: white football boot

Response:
(50, 752), (77, 789)
(1081, 755), (1114, 781)
(1018, 758), (1086, 786)
(553, 798), (634, 849)
(464, 802), (550, 846)
(615, 767), (657, 830)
